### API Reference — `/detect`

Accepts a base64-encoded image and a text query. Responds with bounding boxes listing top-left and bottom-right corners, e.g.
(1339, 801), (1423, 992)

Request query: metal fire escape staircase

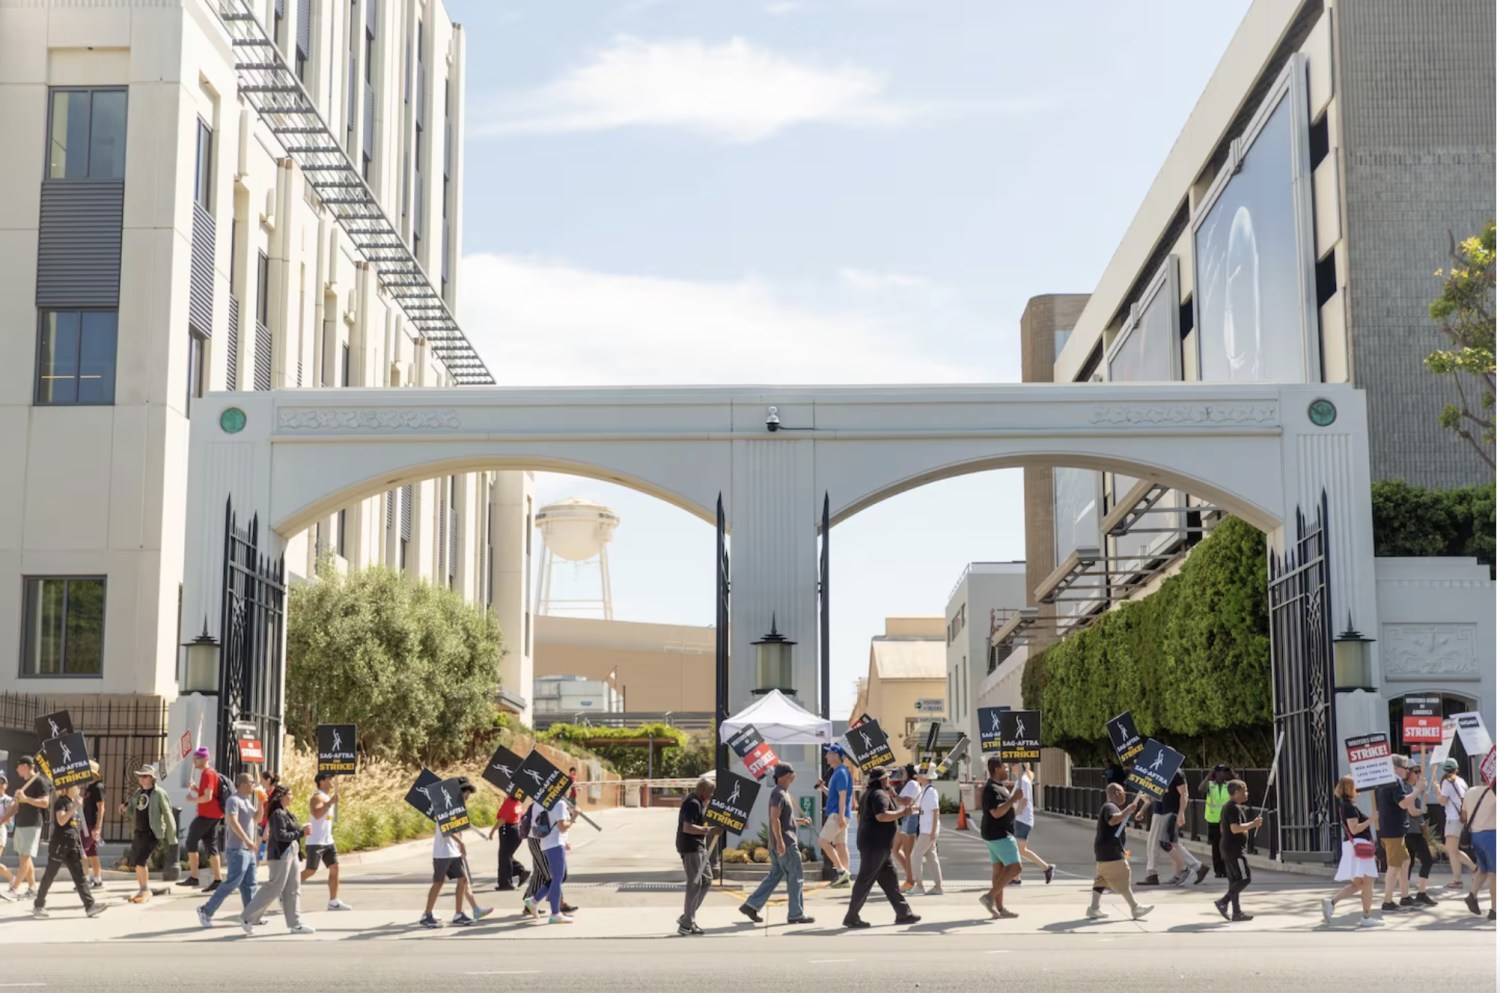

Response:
(215, 0), (493, 385)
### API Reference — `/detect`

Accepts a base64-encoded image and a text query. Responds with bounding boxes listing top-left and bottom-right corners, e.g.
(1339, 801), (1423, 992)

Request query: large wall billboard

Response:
(1193, 57), (1315, 385)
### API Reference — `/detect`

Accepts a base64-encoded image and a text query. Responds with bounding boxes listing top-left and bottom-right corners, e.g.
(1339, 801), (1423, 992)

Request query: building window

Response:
(256, 252), (271, 325)
(187, 330), (207, 412)
(47, 88), (126, 181)
(21, 577), (106, 677)
(341, 341), (351, 387)
(337, 508), (347, 558)
(193, 118), (213, 211)
(36, 310), (117, 405)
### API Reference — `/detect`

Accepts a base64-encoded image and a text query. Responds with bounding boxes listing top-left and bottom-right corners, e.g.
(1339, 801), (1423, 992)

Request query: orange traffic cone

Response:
(956, 798), (969, 831)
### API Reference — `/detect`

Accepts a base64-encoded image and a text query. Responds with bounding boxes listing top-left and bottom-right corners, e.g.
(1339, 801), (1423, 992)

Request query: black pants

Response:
(1405, 831), (1434, 881)
(845, 848), (911, 924)
(1222, 852), (1250, 913)
(1207, 823), (1226, 876)
(496, 823), (525, 890)
(36, 846), (94, 911)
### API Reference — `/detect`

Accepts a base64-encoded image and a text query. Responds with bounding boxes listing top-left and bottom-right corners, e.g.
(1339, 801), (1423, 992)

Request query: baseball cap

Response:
(1443, 758), (1459, 771)
(827, 743), (845, 757)
(772, 763), (795, 780)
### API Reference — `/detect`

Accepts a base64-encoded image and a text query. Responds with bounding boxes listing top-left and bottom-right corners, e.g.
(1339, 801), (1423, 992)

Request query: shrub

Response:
(1023, 517), (1275, 766)
(1371, 480), (1495, 576)
(723, 849), (749, 864)
(286, 564), (505, 766)
(540, 722), (712, 779)
(752, 847), (770, 863)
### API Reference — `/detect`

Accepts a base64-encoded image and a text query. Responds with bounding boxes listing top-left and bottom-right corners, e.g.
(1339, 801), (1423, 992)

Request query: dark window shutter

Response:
(227, 295), (240, 389)
(36, 181), (124, 309)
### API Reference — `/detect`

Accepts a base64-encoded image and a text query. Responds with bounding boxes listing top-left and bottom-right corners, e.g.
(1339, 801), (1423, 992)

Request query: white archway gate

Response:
(184, 381), (1379, 722)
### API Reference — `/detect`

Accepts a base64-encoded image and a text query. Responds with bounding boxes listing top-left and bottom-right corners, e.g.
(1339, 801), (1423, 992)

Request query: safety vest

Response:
(1205, 782), (1230, 824)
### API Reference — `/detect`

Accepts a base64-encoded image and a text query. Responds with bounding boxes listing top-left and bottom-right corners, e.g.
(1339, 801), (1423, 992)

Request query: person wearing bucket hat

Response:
(118, 764), (177, 904)
(908, 762), (944, 896)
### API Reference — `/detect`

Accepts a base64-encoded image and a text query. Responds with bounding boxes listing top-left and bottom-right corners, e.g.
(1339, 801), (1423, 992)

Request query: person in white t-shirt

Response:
(421, 778), (477, 929)
(908, 764), (944, 896)
(300, 773), (351, 910)
(526, 799), (577, 924)
(1013, 764), (1056, 884)
(1438, 759), (1478, 889)
(894, 765), (921, 891)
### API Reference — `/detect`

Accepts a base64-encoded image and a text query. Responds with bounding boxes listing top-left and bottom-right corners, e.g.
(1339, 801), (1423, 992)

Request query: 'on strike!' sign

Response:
(727, 724), (779, 780)
(1345, 732), (1397, 791)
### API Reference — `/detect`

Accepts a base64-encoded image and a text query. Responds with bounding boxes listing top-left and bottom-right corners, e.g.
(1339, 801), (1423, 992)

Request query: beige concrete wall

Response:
(866, 676), (947, 761)
(533, 615), (716, 714)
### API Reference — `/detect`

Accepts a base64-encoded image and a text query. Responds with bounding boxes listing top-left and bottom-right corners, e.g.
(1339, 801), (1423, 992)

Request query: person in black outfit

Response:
(32, 785), (104, 919)
(676, 777), (720, 936)
(1399, 760), (1437, 907)
(1214, 779), (1261, 922)
(843, 766), (920, 929)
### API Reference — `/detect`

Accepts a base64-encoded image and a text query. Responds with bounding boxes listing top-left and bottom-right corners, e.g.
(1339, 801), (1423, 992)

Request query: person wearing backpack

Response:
(180, 747), (227, 893)
(524, 798), (577, 924)
(1461, 781), (1495, 919)
(1438, 758), (1478, 889)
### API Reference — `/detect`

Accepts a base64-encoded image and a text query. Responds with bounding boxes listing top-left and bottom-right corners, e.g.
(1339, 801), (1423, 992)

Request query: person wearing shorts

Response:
(301, 772), (351, 910)
(82, 763), (104, 888)
(421, 777), (477, 929)
(1374, 756), (1412, 913)
(894, 765), (921, 890)
(0, 771), (16, 893)
(4, 757), (51, 902)
(181, 748), (225, 892)
(119, 764), (177, 904)
(979, 757), (1024, 920)
(1462, 784), (1495, 920)
(1014, 763), (1055, 884)
(819, 745), (853, 887)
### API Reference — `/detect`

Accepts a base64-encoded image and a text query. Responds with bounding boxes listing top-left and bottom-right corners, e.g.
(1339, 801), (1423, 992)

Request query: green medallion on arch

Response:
(220, 407), (247, 434)
(1307, 399), (1336, 427)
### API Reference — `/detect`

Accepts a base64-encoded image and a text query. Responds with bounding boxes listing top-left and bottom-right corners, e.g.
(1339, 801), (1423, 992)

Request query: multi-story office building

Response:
(1021, 0), (1494, 637)
(0, 1), (535, 774)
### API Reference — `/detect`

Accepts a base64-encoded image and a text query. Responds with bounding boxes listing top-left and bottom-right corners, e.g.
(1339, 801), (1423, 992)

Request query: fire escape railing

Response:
(215, 0), (493, 385)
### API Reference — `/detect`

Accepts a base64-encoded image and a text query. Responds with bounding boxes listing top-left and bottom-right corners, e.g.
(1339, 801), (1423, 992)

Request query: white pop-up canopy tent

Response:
(719, 689), (834, 746)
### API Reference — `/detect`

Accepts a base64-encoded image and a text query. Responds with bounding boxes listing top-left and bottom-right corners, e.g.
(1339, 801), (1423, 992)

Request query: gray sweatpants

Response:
(681, 849), (713, 927)
(240, 847), (301, 929)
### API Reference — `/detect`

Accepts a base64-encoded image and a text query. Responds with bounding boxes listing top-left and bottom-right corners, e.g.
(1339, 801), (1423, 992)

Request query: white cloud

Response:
(457, 254), (977, 386)
(472, 35), (930, 143)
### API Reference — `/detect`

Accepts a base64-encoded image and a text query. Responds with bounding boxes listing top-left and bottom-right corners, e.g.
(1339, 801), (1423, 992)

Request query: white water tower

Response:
(534, 497), (619, 620)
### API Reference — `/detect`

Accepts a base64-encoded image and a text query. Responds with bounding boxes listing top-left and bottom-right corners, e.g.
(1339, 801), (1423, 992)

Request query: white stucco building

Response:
(0, 0), (535, 763)
(943, 562), (1026, 751)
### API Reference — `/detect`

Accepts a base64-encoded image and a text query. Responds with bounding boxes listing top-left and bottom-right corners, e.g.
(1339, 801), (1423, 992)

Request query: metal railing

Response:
(531, 711), (714, 733)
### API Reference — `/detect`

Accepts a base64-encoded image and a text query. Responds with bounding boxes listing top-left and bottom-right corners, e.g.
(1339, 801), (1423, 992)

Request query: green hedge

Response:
(1022, 517), (1274, 768)
(541, 722), (715, 780)
(1371, 480), (1495, 577)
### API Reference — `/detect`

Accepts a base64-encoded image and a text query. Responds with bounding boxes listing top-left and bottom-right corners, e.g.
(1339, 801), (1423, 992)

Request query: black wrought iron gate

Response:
(713, 494), (730, 776)
(1266, 490), (1336, 861)
(216, 498), (288, 781)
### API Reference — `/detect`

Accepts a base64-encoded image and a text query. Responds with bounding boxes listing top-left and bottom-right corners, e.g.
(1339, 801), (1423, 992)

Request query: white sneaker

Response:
(241, 920), (256, 936)
(0, 889), (17, 903)
(925, 888), (945, 896)
(327, 899), (353, 911)
(1132, 904), (1153, 920)
(1320, 898), (1334, 925)
(288, 923), (316, 934)
(1086, 907), (1109, 920)
(548, 913), (573, 924)
(1358, 915), (1383, 928)
(197, 906), (213, 929)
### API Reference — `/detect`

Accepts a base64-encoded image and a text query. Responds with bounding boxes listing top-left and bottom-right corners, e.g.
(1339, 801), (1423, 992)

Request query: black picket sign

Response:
(430, 777), (471, 836)
(316, 724), (357, 777)
(1126, 740), (1186, 799)
(705, 773), (761, 835)
(483, 744), (525, 793)
(978, 706), (1009, 753)
(404, 768), (443, 820)
(846, 718), (896, 773)
(43, 731), (92, 790)
(1001, 710), (1042, 762)
(1107, 710), (1145, 766)
(35, 710), (73, 743)
(509, 750), (572, 811)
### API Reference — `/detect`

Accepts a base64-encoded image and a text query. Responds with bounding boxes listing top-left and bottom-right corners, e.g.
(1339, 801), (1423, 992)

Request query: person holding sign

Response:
(422, 778), (482, 929)
(300, 772), (352, 911)
(1438, 759), (1478, 890)
(240, 783), (316, 936)
(1087, 784), (1152, 921)
(1013, 763), (1055, 884)
(842, 765), (920, 929)
(978, 757), (1024, 920)
(1322, 775), (1381, 928)
(819, 745), (854, 888)
(30, 784), (105, 919)
(180, 748), (226, 894)
(118, 764), (177, 905)
(1461, 782), (1495, 920)
(675, 777), (719, 936)
(525, 795), (578, 925)
(1213, 780), (1260, 922)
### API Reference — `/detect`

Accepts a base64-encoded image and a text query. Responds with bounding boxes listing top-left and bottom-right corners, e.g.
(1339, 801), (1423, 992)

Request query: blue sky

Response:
(447, 0), (1253, 717)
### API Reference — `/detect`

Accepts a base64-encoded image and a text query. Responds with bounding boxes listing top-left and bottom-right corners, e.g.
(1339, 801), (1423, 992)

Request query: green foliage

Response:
(1371, 479), (1496, 577)
(1426, 221), (1496, 468)
(286, 564), (506, 766)
(1022, 518), (1274, 767)
(540, 722), (715, 780)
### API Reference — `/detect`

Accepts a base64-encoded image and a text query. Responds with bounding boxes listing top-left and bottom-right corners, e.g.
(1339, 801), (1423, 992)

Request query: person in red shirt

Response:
(180, 748), (225, 893)
(488, 796), (530, 891)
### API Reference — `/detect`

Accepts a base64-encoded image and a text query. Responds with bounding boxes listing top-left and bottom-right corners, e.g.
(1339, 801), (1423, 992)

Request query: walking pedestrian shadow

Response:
(1039, 918), (1115, 932)
(896, 918), (994, 934)
(1164, 922), (1230, 932)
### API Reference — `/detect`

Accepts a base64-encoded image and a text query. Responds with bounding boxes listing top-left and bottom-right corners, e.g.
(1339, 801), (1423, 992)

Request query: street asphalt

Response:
(1, 809), (1492, 992)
